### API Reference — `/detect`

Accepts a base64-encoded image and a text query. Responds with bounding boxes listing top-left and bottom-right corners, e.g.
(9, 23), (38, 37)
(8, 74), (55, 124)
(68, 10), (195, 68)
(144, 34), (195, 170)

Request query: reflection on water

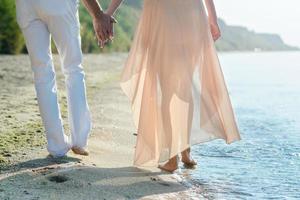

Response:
(185, 52), (300, 199)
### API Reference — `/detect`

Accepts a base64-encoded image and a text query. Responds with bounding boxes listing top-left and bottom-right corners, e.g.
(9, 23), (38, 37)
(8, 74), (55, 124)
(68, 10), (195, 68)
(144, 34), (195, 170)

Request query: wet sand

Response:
(0, 54), (201, 199)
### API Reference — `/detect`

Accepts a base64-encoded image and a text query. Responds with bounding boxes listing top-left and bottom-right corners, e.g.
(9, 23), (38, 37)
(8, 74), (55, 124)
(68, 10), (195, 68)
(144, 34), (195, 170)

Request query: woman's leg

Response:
(181, 94), (197, 167)
(156, 91), (179, 172)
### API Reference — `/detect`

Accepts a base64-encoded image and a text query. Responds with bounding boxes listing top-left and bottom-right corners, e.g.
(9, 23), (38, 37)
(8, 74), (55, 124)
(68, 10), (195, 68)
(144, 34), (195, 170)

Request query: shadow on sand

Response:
(0, 157), (187, 200)
(0, 156), (81, 173)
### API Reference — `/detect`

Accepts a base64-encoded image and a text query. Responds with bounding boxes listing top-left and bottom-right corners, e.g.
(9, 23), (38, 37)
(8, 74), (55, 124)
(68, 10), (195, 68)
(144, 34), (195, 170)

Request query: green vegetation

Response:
(0, 0), (140, 54)
(0, 0), (297, 53)
(0, 0), (24, 54)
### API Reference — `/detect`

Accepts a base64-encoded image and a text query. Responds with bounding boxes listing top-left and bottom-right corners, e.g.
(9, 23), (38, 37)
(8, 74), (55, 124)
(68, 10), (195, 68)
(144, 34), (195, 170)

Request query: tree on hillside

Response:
(0, 0), (24, 54)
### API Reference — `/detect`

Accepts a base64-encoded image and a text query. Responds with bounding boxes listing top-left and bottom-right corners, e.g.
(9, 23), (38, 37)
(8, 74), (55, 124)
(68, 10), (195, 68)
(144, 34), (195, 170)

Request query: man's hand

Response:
(93, 12), (116, 48)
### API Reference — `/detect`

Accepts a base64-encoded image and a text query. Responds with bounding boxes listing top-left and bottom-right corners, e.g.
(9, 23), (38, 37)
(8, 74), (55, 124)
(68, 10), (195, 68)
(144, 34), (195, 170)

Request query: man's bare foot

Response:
(158, 157), (178, 173)
(47, 154), (66, 159)
(181, 148), (197, 168)
(71, 147), (89, 156)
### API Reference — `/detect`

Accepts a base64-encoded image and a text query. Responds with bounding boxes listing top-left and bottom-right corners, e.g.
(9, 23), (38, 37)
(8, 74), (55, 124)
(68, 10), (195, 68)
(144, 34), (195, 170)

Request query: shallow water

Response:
(187, 52), (300, 199)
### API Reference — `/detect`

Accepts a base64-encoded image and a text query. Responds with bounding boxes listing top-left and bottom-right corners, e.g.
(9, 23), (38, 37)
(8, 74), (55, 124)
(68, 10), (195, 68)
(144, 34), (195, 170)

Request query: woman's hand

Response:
(204, 0), (221, 41)
(209, 21), (221, 41)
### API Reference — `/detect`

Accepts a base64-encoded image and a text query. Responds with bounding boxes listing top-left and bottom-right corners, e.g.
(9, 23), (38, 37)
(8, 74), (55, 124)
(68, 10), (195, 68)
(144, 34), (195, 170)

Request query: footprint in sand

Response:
(47, 175), (69, 183)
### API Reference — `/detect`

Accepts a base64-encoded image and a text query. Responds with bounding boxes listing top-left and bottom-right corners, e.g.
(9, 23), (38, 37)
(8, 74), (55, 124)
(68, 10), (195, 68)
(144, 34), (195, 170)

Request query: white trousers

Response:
(16, 0), (91, 156)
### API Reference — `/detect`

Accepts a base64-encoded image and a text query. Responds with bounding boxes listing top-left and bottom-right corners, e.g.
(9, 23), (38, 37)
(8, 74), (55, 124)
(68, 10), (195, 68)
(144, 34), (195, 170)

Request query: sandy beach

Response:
(0, 54), (202, 200)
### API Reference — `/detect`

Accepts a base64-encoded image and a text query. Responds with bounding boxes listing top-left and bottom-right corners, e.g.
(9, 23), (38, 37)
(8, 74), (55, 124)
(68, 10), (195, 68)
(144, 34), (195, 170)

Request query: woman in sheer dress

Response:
(105, 0), (241, 172)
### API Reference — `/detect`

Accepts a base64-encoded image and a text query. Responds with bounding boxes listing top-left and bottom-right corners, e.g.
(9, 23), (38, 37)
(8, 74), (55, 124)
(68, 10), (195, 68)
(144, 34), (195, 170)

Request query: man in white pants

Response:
(15, 0), (114, 157)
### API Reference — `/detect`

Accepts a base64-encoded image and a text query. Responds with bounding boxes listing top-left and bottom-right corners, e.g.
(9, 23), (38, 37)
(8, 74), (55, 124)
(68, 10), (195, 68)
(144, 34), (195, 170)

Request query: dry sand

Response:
(0, 54), (203, 200)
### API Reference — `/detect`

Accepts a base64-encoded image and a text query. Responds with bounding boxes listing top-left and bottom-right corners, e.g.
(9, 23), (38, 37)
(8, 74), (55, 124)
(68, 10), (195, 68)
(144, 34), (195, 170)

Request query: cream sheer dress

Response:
(121, 0), (241, 167)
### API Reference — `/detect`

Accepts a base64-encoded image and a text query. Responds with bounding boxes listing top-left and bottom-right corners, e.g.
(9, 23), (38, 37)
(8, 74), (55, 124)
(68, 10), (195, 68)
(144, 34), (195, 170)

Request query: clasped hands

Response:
(93, 11), (117, 48)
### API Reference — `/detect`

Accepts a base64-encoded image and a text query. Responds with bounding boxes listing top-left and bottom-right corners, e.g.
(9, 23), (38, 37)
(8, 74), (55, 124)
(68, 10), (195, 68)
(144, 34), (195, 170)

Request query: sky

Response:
(214, 0), (300, 47)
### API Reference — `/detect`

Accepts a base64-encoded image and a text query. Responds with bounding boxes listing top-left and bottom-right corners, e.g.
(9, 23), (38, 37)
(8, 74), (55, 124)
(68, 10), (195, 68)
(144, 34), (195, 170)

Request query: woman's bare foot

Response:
(158, 156), (178, 173)
(181, 148), (197, 168)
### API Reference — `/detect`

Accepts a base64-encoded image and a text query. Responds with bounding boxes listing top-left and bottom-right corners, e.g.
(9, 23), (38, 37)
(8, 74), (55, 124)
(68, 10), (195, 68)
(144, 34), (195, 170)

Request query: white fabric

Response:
(16, 0), (91, 156)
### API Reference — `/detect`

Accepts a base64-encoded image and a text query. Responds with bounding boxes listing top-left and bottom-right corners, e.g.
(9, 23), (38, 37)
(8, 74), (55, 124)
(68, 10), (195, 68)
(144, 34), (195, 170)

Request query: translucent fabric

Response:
(121, 0), (241, 167)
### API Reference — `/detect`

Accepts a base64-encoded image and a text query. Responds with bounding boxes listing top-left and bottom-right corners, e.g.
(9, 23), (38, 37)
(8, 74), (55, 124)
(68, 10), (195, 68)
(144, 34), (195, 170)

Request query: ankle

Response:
(168, 156), (178, 165)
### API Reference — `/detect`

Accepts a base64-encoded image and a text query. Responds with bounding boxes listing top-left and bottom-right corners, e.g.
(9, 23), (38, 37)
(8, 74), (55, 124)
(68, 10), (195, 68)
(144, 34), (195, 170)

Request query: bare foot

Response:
(47, 154), (66, 159)
(158, 157), (178, 173)
(71, 147), (89, 156)
(181, 148), (197, 168)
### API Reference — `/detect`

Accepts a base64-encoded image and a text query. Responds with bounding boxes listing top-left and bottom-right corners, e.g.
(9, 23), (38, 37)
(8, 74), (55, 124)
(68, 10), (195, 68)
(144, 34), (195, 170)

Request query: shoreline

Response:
(0, 54), (200, 199)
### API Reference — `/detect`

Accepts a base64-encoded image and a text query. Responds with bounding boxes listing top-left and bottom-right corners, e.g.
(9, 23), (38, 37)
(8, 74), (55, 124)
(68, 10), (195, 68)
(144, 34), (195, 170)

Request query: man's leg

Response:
(47, 2), (92, 150)
(22, 20), (70, 156)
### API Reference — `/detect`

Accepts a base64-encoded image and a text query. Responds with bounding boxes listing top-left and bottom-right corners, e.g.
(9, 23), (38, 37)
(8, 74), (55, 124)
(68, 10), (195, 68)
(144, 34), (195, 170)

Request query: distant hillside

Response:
(216, 19), (298, 51)
(119, 1), (297, 52)
(0, 0), (297, 54)
(79, 5), (297, 53)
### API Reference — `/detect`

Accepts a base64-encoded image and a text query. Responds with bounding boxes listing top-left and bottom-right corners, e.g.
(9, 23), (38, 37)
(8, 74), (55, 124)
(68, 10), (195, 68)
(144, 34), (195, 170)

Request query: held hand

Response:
(107, 14), (117, 41)
(93, 12), (117, 48)
(209, 22), (221, 41)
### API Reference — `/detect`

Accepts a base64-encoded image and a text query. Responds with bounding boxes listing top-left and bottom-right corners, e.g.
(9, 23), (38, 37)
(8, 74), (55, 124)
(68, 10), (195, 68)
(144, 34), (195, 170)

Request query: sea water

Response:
(186, 52), (300, 199)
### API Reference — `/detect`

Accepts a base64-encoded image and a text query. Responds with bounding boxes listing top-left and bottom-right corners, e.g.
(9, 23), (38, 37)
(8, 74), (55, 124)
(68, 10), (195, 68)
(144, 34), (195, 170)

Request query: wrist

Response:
(105, 9), (114, 17)
(209, 19), (218, 26)
(92, 9), (104, 20)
